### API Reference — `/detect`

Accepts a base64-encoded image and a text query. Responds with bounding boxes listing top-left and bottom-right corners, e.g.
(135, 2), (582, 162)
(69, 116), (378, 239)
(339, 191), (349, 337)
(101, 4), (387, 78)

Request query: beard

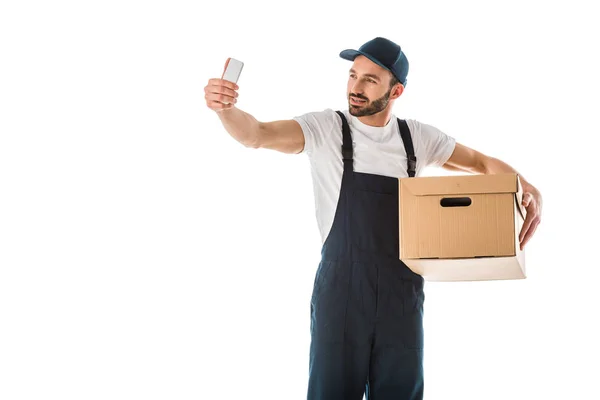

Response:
(348, 87), (393, 117)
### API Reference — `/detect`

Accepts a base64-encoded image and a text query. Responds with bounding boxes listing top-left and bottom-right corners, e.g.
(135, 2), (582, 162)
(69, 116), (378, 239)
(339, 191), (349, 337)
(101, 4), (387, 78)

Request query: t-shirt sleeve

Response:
(417, 120), (457, 167)
(293, 109), (334, 155)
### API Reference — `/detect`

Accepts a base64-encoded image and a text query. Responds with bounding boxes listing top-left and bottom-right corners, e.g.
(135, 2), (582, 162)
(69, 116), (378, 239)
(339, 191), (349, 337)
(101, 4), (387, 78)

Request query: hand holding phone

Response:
(204, 57), (243, 112)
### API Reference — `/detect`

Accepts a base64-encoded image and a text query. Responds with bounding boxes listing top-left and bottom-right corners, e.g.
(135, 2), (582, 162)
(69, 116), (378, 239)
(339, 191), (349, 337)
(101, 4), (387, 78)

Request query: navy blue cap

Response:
(340, 37), (409, 86)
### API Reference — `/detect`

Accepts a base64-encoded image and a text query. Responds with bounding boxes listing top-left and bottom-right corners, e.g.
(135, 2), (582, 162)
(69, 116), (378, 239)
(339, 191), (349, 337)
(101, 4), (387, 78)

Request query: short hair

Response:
(389, 73), (401, 89)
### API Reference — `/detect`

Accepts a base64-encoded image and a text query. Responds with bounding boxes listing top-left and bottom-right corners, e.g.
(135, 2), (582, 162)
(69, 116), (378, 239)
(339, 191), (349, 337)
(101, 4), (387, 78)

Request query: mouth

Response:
(350, 96), (367, 105)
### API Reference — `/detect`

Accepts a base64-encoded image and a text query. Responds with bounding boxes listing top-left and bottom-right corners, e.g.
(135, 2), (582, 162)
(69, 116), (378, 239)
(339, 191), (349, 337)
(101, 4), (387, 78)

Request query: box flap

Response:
(399, 173), (518, 196)
(514, 175), (527, 221)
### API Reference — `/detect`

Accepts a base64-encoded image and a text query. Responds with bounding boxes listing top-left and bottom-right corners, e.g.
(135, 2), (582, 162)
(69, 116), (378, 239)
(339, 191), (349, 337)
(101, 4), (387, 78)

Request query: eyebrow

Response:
(349, 69), (381, 81)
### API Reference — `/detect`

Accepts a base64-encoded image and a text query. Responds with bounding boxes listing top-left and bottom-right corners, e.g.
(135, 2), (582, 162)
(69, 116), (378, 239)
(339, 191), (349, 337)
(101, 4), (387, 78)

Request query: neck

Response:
(356, 107), (393, 127)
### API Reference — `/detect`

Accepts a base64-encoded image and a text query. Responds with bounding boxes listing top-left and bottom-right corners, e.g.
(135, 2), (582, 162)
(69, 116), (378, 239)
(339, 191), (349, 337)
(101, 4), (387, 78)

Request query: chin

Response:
(349, 102), (366, 111)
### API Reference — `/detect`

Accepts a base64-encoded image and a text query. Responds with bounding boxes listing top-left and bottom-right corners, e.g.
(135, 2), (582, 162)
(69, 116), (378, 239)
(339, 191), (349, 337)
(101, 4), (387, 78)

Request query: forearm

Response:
(216, 106), (262, 148)
(482, 156), (538, 194)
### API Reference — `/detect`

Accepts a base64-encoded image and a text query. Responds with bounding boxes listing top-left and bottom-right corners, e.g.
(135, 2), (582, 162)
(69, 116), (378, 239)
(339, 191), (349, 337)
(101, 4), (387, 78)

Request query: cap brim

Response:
(339, 49), (361, 61)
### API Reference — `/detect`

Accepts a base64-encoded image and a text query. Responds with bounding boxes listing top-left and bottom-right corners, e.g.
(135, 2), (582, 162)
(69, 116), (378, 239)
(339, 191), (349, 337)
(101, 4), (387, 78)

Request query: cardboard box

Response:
(398, 173), (526, 282)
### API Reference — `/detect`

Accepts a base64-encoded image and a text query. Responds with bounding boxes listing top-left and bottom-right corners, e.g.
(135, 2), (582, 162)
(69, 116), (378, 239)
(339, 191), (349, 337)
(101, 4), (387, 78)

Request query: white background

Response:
(1, 1), (599, 399)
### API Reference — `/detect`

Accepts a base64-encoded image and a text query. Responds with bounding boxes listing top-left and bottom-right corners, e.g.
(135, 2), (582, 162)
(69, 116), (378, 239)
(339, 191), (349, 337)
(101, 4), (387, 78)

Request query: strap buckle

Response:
(407, 155), (417, 176)
(342, 146), (353, 161)
(407, 155), (417, 170)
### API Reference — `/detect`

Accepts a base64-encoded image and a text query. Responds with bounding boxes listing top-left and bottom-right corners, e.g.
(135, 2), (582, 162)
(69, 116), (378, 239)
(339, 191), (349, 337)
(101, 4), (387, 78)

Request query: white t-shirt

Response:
(293, 108), (456, 244)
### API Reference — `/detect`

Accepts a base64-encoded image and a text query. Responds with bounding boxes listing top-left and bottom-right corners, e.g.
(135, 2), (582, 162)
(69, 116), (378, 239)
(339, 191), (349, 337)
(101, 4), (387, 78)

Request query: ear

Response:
(390, 83), (404, 99)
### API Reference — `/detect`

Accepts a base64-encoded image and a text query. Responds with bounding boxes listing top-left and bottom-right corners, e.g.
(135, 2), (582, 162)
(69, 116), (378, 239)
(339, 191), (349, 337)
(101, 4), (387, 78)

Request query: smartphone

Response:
(221, 57), (244, 84)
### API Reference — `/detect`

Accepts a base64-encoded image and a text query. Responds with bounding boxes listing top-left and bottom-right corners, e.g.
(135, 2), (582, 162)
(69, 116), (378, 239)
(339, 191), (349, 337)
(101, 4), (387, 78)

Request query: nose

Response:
(351, 81), (365, 94)
(349, 77), (365, 94)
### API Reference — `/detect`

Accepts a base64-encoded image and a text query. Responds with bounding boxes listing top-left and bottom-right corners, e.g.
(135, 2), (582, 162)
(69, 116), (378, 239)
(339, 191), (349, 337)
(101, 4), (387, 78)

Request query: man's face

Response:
(347, 55), (396, 117)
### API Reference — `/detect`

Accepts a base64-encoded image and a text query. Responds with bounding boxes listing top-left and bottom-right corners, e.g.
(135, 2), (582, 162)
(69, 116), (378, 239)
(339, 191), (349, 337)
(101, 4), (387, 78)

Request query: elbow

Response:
(246, 122), (265, 149)
(243, 123), (264, 149)
(480, 156), (497, 174)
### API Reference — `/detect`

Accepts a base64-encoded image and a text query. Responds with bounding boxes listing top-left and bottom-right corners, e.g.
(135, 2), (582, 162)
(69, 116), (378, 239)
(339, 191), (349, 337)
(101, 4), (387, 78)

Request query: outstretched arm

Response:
(205, 78), (305, 154)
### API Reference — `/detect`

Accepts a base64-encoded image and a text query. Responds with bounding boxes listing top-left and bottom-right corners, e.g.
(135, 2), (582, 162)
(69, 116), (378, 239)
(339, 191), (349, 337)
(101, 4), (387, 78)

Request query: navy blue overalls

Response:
(308, 111), (425, 400)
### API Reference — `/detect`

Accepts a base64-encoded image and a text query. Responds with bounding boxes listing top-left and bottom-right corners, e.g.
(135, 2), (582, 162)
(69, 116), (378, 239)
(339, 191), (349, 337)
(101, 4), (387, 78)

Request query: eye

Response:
(368, 79), (376, 83)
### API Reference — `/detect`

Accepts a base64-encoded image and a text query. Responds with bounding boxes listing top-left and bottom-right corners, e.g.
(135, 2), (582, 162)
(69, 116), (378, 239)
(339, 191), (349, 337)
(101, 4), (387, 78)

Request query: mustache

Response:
(350, 94), (368, 101)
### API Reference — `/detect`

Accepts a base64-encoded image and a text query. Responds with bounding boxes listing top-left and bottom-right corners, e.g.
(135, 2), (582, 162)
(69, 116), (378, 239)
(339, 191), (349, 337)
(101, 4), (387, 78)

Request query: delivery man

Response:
(204, 37), (542, 400)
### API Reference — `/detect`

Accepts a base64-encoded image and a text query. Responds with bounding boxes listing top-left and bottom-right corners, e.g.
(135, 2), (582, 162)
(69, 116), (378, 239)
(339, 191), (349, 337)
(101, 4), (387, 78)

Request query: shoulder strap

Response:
(335, 111), (353, 168)
(397, 118), (416, 177)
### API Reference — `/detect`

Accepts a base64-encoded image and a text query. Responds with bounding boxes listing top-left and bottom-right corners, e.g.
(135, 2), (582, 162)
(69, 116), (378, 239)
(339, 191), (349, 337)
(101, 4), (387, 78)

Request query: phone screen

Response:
(222, 58), (244, 84)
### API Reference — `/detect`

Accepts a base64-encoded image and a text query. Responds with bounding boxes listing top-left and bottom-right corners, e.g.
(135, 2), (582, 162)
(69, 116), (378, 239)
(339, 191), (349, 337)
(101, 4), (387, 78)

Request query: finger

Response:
(207, 100), (235, 111)
(522, 192), (532, 207)
(205, 91), (237, 103)
(205, 92), (237, 104)
(205, 85), (238, 99)
(520, 217), (540, 248)
(519, 213), (535, 243)
(208, 78), (239, 91)
(206, 98), (235, 107)
(520, 219), (540, 250)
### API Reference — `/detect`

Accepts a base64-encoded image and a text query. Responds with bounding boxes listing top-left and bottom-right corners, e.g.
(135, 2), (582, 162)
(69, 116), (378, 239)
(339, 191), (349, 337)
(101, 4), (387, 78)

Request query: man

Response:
(204, 37), (542, 400)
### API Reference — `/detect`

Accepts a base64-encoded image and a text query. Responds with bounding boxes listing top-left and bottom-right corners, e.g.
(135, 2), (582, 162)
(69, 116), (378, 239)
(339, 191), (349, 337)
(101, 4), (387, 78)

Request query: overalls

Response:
(308, 111), (425, 400)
